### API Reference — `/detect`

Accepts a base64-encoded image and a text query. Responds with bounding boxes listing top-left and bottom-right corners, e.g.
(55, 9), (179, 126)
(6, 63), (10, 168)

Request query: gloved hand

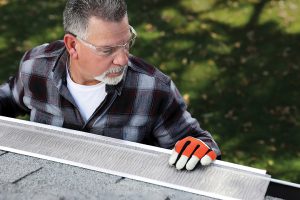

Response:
(169, 136), (217, 170)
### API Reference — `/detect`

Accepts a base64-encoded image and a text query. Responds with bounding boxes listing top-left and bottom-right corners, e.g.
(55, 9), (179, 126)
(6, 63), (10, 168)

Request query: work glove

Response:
(169, 136), (217, 170)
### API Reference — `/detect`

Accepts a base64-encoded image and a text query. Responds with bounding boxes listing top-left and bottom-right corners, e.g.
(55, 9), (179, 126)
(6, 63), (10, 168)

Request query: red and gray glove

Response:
(169, 136), (217, 170)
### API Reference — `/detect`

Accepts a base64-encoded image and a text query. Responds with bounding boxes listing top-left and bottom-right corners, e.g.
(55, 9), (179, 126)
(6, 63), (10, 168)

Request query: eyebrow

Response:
(95, 26), (133, 47)
(100, 33), (132, 47)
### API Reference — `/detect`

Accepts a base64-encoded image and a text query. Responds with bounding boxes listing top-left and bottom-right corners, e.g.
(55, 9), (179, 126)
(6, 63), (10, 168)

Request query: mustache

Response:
(104, 66), (127, 75)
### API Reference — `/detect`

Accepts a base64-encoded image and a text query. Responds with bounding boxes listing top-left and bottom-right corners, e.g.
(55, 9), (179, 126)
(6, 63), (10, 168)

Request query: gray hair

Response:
(63, 0), (127, 39)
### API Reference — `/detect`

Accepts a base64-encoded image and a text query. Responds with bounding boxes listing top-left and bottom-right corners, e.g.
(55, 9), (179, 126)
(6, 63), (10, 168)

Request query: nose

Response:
(112, 48), (129, 66)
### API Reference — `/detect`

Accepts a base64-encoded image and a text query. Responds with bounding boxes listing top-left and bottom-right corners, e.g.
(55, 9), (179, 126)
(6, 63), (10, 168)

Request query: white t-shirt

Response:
(66, 68), (107, 122)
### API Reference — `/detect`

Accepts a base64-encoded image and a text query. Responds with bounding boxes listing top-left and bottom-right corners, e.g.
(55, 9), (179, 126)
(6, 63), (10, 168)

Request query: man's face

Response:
(73, 16), (131, 85)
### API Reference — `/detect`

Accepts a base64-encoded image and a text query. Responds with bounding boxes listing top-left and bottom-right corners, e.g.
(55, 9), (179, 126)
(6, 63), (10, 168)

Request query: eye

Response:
(99, 47), (114, 55)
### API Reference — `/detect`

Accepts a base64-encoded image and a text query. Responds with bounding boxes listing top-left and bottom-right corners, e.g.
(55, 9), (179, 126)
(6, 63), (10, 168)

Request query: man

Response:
(0, 0), (220, 170)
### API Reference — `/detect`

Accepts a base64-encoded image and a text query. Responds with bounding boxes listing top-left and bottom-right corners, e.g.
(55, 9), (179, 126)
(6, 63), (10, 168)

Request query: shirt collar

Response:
(52, 47), (68, 90)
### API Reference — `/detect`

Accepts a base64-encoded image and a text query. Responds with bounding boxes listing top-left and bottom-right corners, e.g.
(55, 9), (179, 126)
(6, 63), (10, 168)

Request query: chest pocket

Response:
(30, 108), (63, 127)
(99, 126), (147, 143)
(24, 95), (63, 126)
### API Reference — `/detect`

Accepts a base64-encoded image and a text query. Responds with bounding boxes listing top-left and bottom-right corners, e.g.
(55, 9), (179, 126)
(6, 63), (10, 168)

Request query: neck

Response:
(68, 57), (100, 86)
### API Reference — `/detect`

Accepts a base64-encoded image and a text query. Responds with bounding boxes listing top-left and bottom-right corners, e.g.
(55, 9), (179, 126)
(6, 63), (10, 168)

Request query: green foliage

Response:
(0, 0), (299, 183)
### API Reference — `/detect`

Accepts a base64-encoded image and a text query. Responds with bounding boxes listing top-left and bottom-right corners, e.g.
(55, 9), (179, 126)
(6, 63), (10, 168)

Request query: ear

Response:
(64, 34), (78, 59)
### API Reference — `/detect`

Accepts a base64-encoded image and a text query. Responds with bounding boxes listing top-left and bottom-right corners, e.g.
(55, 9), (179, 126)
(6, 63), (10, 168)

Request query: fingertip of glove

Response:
(200, 155), (212, 166)
(186, 155), (199, 171)
(168, 149), (178, 165)
(175, 155), (188, 170)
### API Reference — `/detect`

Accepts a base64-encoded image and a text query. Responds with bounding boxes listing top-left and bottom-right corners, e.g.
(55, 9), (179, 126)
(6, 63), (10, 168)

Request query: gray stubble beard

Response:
(94, 65), (127, 85)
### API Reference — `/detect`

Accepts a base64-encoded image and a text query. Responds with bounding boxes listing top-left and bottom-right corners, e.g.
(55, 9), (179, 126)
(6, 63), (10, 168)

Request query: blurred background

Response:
(0, 0), (299, 183)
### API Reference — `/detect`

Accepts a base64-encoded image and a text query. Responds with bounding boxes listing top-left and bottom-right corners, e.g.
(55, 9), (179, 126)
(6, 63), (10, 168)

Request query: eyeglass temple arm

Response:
(66, 32), (77, 37)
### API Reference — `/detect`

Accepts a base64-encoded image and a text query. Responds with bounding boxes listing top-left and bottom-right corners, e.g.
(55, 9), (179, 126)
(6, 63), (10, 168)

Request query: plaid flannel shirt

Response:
(0, 40), (220, 154)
